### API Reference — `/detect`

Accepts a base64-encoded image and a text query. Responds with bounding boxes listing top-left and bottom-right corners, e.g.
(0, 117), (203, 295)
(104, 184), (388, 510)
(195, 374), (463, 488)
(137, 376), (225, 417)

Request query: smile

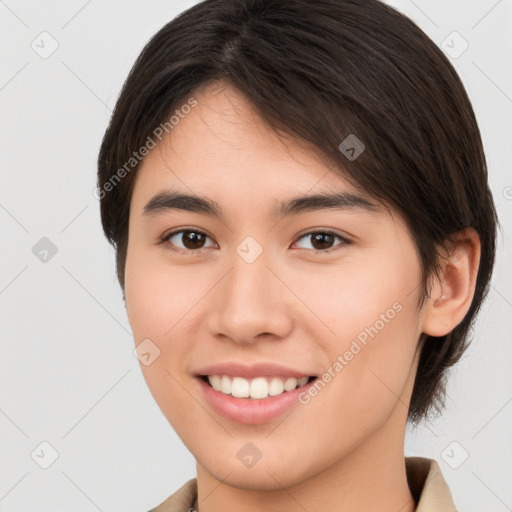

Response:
(196, 374), (319, 424)
(202, 375), (315, 400)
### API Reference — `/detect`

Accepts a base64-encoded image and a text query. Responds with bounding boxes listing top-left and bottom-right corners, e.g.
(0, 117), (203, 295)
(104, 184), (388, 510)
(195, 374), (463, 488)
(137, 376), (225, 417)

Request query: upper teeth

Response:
(207, 375), (309, 399)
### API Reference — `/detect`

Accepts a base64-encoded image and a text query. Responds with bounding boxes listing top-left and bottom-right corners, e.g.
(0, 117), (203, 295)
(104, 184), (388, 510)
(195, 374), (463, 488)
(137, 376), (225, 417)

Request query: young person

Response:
(96, 0), (498, 510)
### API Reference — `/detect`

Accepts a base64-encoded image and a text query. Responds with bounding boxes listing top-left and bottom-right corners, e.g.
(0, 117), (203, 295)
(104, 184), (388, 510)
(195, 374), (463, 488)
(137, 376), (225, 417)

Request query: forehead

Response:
(130, 82), (383, 219)
(147, 84), (331, 173)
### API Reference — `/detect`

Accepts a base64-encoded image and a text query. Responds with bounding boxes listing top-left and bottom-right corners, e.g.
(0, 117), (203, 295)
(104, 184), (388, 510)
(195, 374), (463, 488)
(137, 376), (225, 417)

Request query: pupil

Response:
(312, 232), (333, 250)
(183, 231), (204, 249)
(180, 232), (334, 250)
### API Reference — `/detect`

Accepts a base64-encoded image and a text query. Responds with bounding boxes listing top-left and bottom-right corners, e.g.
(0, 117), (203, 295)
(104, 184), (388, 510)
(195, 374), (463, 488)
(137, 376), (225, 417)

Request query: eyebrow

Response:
(142, 188), (380, 219)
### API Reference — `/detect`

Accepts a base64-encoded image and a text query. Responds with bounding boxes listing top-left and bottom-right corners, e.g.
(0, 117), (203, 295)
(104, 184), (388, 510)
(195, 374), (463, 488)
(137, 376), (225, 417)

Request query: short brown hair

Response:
(97, 0), (498, 423)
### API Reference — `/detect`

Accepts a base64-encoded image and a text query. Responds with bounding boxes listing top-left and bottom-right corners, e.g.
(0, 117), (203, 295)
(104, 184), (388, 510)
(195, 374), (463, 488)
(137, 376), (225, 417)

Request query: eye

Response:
(161, 229), (216, 253)
(160, 228), (350, 255)
(292, 230), (350, 252)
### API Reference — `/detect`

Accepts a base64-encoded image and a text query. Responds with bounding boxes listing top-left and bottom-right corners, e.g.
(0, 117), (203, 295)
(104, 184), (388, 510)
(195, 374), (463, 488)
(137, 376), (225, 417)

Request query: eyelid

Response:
(293, 227), (351, 242)
(161, 226), (213, 242)
(291, 229), (351, 252)
(160, 227), (217, 253)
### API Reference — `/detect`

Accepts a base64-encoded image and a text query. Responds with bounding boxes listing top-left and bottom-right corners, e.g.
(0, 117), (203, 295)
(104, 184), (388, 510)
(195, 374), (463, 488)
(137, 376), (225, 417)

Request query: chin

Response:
(197, 451), (315, 490)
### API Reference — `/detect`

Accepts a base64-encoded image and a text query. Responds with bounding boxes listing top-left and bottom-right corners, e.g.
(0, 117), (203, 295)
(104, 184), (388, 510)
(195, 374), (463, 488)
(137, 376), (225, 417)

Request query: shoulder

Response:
(406, 456), (458, 511)
(149, 478), (197, 512)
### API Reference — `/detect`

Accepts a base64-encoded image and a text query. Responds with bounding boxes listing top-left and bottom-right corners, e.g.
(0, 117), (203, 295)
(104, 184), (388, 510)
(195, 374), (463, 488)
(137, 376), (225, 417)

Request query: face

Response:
(124, 82), (427, 489)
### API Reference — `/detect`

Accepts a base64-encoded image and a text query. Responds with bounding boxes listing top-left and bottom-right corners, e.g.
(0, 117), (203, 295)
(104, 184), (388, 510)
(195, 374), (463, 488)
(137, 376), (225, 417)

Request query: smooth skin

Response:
(124, 82), (480, 512)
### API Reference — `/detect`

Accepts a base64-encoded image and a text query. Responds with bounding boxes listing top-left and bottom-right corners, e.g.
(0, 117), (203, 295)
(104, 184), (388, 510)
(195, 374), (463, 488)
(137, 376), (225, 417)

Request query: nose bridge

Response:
(208, 238), (292, 342)
(230, 244), (271, 300)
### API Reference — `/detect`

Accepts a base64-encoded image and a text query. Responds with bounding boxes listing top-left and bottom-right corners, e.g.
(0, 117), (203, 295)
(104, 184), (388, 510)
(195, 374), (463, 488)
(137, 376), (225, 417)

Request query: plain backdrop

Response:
(1, 0), (511, 510)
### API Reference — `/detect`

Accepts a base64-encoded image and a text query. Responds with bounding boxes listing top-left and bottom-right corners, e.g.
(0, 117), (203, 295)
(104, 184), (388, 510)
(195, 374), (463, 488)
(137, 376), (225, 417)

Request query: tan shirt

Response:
(150, 457), (457, 512)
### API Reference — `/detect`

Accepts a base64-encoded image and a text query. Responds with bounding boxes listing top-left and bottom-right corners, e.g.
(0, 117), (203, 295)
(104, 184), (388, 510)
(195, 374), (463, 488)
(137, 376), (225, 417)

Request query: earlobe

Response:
(422, 228), (481, 337)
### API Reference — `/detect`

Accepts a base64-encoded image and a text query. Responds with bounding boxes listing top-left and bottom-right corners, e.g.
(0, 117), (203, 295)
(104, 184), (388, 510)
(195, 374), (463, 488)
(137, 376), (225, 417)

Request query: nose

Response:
(207, 249), (294, 345)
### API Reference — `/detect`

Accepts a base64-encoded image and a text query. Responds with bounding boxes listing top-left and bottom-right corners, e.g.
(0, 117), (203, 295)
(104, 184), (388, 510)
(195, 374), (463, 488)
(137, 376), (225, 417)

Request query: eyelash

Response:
(159, 228), (351, 255)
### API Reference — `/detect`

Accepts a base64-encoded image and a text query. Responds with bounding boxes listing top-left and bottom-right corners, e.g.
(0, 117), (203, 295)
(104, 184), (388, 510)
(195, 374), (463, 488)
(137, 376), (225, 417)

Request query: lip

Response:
(195, 375), (317, 425)
(194, 362), (314, 380)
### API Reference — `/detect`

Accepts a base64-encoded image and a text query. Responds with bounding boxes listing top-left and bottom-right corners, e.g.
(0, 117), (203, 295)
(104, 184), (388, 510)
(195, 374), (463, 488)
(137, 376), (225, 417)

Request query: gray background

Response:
(1, 0), (511, 510)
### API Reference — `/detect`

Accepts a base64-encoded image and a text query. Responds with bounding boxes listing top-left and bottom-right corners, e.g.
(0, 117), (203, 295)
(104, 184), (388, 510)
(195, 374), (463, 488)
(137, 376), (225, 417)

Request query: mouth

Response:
(196, 372), (320, 424)
(198, 374), (318, 400)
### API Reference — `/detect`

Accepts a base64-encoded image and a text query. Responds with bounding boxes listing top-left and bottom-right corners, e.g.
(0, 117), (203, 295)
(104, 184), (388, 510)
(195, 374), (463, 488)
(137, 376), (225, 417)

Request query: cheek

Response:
(124, 248), (214, 387)
(124, 247), (204, 339)
(293, 302), (420, 456)
(298, 253), (418, 343)
(305, 255), (422, 413)
(124, 253), (199, 426)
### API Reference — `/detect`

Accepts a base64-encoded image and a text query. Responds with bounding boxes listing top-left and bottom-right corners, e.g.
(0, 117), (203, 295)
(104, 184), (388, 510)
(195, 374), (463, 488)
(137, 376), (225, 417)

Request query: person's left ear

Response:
(422, 227), (481, 337)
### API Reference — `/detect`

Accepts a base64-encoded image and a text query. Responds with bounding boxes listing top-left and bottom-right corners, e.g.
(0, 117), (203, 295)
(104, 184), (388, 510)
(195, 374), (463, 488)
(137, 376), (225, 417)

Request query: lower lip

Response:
(196, 377), (317, 425)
